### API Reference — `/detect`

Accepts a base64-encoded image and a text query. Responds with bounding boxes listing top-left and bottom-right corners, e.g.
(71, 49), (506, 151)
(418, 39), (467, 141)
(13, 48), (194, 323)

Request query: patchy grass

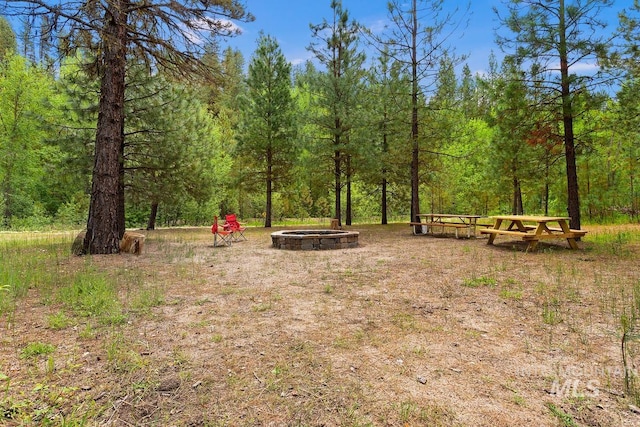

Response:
(20, 342), (55, 360)
(462, 275), (497, 288)
(0, 223), (639, 426)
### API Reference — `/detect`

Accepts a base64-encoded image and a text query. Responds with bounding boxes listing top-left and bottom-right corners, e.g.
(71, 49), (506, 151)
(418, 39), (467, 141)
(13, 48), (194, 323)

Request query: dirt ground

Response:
(2, 223), (640, 426)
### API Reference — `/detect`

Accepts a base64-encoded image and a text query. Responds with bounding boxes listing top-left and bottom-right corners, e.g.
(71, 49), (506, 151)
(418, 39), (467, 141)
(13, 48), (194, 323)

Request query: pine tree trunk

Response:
(559, 0), (581, 230)
(346, 155), (352, 226)
(381, 121), (388, 225)
(544, 158), (550, 216)
(564, 121), (581, 229)
(118, 135), (125, 238)
(512, 171), (518, 215)
(147, 202), (158, 230)
(381, 176), (388, 225)
(517, 180), (523, 215)
(410, 0), (420, 223)
(265, 148), (273, 228)
(2, 170), (12, 227)
(334, 139), (342, 227)
(83, 2), (127, 254)
(631, 165), (637, 219)
(512, 174), (523, 215)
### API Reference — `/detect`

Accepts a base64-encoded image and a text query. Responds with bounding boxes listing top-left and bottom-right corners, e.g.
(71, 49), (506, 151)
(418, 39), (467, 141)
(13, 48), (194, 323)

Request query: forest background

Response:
(0, 0), (639, 235)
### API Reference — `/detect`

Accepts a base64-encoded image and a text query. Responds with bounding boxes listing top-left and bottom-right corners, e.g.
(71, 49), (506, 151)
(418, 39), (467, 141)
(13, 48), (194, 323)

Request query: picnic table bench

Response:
(410, 214), (482, 239)
(480, 215), (587, 252)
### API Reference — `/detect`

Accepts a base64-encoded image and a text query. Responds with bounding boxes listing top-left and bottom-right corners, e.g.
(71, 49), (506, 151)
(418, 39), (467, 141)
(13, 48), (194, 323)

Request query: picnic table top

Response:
(417, 213), (483, 219)
(489, 215), (570, 223)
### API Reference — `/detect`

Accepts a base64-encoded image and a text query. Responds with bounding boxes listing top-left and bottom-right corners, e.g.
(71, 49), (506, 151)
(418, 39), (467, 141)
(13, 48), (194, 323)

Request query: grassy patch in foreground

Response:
(1, 225), (640, 425)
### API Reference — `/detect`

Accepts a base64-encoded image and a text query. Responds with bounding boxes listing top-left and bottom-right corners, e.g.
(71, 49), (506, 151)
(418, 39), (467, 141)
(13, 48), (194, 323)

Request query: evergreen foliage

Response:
(0, 16), (16, 61)
(237, 33), (297, 227)
(308, 0), (366, 226)
(0, 2), (639, 232)
(496, 0), (617, 229)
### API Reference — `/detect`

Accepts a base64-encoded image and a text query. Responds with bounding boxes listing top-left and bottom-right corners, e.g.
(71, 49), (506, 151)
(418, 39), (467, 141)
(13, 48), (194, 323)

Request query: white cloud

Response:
(366, 19), (387, 35)
(183, 18), (244, 45)
(287, 50), (315, 67)
(543, 61), (601, 74)
(570, 62), (600, 72)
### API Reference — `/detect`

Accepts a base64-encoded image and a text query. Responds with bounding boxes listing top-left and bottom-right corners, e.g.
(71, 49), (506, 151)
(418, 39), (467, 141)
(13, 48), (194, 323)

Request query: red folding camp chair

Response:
(211, 216), (233, 247)
(224, 214), (247, 242)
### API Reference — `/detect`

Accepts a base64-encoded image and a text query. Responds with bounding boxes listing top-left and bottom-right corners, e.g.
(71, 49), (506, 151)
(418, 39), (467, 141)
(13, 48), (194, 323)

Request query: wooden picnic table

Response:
(410, 213), (483, 238)
(480, 215), (587, 251)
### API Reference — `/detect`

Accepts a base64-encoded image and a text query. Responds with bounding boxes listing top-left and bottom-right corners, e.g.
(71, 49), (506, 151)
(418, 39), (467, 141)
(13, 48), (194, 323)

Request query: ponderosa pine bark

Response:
(497, 0), (614, 230)
(558, 0), (581, 230)
(83, 1), (127, 254)
(2, 0), (252, 253)
(147, 201), (158, 230)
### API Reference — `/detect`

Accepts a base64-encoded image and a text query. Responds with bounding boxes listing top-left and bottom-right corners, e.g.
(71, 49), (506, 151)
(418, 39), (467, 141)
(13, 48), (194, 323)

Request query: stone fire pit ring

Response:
(271, 229), (359, 250)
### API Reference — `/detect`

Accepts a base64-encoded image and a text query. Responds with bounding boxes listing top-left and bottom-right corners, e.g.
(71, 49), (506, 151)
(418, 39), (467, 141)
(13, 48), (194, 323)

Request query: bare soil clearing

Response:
(2, 223), (640, 426)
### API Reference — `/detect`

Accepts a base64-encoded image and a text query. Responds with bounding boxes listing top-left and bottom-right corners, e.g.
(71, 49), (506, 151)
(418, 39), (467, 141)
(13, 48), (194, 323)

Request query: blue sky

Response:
(221, 0), (633, 76)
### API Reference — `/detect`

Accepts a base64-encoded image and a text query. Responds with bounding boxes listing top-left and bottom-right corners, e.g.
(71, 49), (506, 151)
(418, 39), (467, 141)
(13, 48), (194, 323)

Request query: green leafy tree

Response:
(237, 33), (297, 228)
(0, 16), (16, 62)
(362, 49), (411, 224)
(57, 56), (230, 231)
(613, 0), (640, 78)
(292, 63), (332, 218)
(200, 45), (249, 217)
(525, 118), (564, 216)
(423, 54), (463, 213)
(475, 52), (502, 123)
(0, 53), (61, 227)
(458, 64), (478, 119)
(1, 0), (253, 253)
(54, 54), (101, 224)
(496, 0), (616, 229)
(445, 118), (495, 215)
(610, 80), (640, 218)
(124, 67), (228, 230)
(604, 3), (640, 219)
(489, 58), (539, 215)
(441, 62), (499, 216)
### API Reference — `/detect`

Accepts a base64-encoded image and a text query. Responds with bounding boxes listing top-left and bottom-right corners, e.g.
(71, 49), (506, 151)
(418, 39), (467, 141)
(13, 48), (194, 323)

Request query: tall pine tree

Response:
(308, 0), (365, 227)
(1, 0), (253, 253)
(237, 33), (297, 228)
(496, 0), (615, 229)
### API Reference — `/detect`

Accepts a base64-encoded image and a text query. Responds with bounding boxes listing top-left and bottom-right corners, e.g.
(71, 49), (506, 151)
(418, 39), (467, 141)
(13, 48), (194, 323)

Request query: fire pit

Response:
(271, 230), (359, 250)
